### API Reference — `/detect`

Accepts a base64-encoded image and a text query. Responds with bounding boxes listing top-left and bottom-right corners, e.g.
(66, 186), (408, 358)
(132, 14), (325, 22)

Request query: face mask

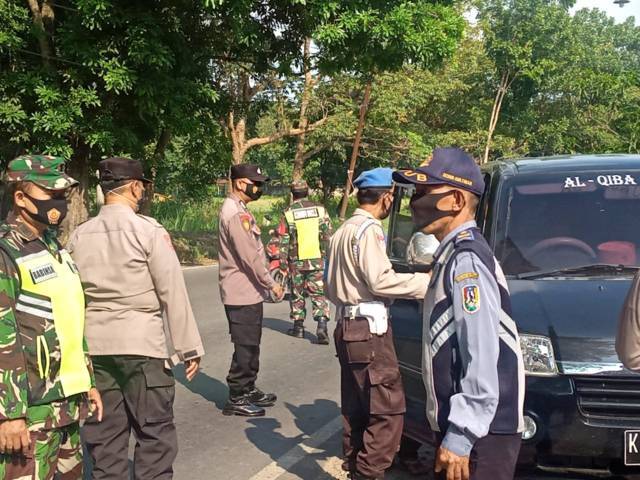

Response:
(23, 192), (68, 227)
(136, 185), (148, 211)
(380, 193), (394, 220)
(244, 182), (263, 201)
(108, 183), (145, 211)
(409, 190), (458, 230)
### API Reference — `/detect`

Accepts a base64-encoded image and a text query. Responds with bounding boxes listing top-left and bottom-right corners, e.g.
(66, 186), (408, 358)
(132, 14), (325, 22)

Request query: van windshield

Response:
(495, 171), (640, 277)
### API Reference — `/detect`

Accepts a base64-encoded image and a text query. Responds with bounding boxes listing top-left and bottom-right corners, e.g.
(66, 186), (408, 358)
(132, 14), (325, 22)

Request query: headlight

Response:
(522, 415), (538, 441)
(519, 334), (558, 376)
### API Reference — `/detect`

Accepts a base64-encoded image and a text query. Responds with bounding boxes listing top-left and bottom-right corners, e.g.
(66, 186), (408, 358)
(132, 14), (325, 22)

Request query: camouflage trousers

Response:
(289, 267), (330, 323)
(0, 422), (82, 480)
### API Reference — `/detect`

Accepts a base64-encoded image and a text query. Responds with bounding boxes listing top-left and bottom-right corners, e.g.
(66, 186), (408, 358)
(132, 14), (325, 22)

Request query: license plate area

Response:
(625, 430), (640, 466)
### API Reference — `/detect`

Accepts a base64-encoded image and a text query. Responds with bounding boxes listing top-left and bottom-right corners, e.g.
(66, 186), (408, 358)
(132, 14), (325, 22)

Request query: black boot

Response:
(287, 320), (305, 338)
(246, 387), (277, 407)
(316, 319), (329, 345)
(222, 395), (265, 417)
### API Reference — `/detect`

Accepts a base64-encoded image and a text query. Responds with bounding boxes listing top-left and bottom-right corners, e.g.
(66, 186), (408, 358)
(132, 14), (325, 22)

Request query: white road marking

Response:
(248, 415), (343, 480)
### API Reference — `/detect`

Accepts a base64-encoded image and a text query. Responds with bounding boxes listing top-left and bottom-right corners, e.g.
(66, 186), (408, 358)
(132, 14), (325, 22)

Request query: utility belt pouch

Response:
(345, 302), (388, 336)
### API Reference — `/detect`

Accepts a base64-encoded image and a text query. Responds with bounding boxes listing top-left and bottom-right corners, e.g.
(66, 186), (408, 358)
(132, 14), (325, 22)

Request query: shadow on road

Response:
(175, 365), (228, 411)
(263, 316), (323, 344)
(244, 399), (341, 476)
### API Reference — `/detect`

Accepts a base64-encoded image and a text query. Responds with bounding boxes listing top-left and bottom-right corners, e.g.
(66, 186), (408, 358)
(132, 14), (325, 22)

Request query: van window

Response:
(389, 185), (416, 261)
(495, 171), (640, 276)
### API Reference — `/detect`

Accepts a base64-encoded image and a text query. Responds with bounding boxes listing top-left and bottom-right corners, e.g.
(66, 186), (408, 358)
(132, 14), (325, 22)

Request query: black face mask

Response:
(136, 185), (148, 211)
(244, 182), (263, 201)
(23, 192), (68, 227)
(409, 190), (457, 230)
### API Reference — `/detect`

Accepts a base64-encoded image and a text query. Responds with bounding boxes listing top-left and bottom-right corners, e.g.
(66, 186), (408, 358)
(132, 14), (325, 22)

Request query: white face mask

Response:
(106, 183), (143, 211)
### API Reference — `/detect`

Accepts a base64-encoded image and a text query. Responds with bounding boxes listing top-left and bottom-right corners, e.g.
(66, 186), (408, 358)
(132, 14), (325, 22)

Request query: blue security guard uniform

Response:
(394, 148), (525, 480)
(425, 223), (525, 451)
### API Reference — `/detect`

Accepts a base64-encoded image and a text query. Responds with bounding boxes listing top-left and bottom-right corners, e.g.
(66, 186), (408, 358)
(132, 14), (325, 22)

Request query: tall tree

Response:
(514, 9), (640, 155)
(312, 1), (465, 218)
(476, 0), (575, 163)
(1, 0), (219, 234)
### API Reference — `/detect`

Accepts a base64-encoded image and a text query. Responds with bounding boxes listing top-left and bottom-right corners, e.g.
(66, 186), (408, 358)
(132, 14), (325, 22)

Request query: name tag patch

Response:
(455, 272), (479, 283)
(30, 264), (57, 284)
(293, 208), (319, 220)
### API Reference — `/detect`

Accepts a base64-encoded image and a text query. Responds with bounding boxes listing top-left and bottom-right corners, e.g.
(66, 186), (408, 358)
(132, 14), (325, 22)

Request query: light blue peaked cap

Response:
(353, 167), (394, 189)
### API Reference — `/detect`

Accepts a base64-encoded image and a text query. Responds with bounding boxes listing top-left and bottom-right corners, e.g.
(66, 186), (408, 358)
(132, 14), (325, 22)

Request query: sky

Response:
(571, 0), (639, 24)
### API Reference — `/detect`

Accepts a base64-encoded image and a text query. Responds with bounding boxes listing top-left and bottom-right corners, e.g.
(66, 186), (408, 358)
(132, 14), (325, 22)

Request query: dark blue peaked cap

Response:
(392, 147), (484, 196)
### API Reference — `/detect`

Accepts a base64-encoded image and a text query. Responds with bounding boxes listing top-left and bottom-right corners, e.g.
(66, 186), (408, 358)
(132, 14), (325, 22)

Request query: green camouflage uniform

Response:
(0, 155), (93, 480)
(278, 198), (332, 323)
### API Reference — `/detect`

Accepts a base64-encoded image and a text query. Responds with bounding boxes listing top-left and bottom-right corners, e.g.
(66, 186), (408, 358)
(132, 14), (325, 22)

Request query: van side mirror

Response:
(406, 232), (439, 267)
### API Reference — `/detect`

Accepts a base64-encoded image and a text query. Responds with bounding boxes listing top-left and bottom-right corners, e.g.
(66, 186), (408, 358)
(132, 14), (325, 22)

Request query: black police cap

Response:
(99, 157), (151, 183)
(230, 164), (270, 182)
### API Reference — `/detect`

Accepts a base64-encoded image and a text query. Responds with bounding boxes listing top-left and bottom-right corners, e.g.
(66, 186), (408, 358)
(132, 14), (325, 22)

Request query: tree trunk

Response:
(223, 69), (326, 168)
(338, 80), (373, 220)
(227, 112), (247, 165)
(26, 0), (54, 68)
(482, 72), (511, 164)
(60, 147), (90, 245)
(142, 128), (172, 215)
(292, 37), (312, 182)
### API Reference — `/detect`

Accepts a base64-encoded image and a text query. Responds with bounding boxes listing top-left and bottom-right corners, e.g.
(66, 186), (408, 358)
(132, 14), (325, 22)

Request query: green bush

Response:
(151, 197), (225, 232)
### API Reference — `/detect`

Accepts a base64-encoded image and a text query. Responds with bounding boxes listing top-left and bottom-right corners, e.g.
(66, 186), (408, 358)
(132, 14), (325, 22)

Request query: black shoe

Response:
(222, 396), (265, 417)
(287, 320), (305, 338)
(246, 387), (277, 407)
(316, 319), (329, 345)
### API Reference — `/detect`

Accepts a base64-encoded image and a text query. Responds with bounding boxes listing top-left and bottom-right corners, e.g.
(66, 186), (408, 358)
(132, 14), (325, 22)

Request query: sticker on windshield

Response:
(564, 174), (638, 189)
(462, 285), (480, 314)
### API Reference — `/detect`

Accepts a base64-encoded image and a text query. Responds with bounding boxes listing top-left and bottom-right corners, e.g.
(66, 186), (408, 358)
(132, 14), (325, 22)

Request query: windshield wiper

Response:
(515, 263), (640, 280)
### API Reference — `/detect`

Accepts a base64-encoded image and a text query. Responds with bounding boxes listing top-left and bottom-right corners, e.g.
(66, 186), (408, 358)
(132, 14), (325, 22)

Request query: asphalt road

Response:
(158, 265), (609, 480)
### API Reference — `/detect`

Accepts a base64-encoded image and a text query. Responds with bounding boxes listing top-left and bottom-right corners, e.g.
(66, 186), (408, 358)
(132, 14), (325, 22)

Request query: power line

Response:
(14, 48), (86, 67)
(49, 3), (79, 12)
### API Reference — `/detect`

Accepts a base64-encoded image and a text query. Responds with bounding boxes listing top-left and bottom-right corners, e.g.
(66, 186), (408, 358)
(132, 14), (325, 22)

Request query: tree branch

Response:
(244, 116), (328, 149)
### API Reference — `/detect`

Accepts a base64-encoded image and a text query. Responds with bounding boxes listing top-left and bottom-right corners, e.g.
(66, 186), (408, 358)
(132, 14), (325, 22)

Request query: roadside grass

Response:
(152, 195), (288, 264)
(152, 193), (366, 264)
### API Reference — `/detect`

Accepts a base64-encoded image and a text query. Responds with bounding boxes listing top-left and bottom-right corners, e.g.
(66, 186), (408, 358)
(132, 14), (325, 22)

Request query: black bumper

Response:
(521, 375), (640, 475)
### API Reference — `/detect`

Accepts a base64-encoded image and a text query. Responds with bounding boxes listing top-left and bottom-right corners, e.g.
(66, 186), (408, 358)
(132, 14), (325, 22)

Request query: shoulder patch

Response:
(455, 272), (479, 283)
(455, 229), (475, 244)
(240, 213), (252, 231)
(163, 233), (174, 250)
(462, 284), (480, 314)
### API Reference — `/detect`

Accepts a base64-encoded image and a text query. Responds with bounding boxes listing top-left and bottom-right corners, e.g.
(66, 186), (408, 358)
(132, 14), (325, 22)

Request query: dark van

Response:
(388, 154), (640, 475)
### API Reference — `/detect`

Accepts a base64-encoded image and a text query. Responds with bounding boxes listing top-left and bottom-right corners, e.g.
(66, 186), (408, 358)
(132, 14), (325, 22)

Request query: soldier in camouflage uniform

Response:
(0, 155), (102, 480)
(277, 180), (333, 344)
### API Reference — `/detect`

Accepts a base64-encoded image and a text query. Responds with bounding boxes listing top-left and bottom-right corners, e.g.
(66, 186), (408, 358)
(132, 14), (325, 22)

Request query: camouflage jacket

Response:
(277, 199), (333, 271)
(0, 214), (93, 428)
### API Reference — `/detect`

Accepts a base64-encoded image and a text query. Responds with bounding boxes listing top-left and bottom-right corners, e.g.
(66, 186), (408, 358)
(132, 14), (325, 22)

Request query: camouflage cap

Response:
(4, 154), (78, 190)
(290, 180), (309, 192)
